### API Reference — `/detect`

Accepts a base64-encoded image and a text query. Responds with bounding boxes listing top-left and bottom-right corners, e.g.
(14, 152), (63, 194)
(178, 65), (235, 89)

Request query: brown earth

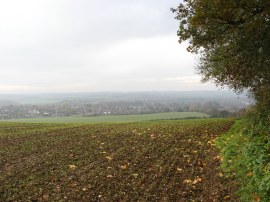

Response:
(0, 119), (238, 201)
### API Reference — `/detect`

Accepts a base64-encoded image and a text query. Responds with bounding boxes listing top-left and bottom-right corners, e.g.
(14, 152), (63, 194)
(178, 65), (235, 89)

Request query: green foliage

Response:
(172, 0), (270, 107)
(216, 119), (270, 201)
(173, 3), (270, 197)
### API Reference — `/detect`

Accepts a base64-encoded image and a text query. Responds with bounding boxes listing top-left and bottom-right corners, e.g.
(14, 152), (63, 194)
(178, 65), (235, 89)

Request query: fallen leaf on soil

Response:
(120, 165), (127, 169)
(224, 195), (230, 200)
(105, 156), (113, 161)
(192, 177), (203, 184)
(68, 165), (76, 170)
(132, 173), (138, 178)
(218, 172), (224, 177)
(177, 168), (183, 172)
(213, 155), (223, 161)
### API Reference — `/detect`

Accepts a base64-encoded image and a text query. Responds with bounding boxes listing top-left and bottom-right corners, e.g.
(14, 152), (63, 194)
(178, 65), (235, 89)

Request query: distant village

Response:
(0, 100), (248, 120)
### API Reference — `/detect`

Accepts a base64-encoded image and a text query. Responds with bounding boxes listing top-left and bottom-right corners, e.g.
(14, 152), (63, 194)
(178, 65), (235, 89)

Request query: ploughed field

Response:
(0, 119), (236, 201)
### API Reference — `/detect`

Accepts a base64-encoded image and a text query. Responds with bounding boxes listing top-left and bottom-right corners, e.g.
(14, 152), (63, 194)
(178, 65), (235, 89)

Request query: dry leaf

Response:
(68, 165), (76, 170)
(246, 171), (253, 177)
(192, 177), (203, 184)
(263, 165), (269, 173)
(213, 156), (223, 161)
(132, 173), (138, 178)
(105, 156), (113, 161)
(218, 172), (224, 177)
(224, 195), (230, 200)
(120, 165), (127, 169)
(177, 168), (183, 172)
(253, 193), (261, 202)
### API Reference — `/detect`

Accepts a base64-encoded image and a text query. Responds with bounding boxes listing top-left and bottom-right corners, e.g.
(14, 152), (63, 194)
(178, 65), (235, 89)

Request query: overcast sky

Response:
(0, 0), (216, 94)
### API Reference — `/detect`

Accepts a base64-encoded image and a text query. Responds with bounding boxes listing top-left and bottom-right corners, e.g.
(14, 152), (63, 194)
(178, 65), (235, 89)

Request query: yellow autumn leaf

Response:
(177, 168), (183, 172)
(68, 164), (76, 170)
(218, 172), (224, 177)
(120, 165), (127, 169)
(224, 195), (230, 200)
(192, 177), (203, 184)
(213, 155), (223, 161)
(105, 156), (113, 161)
(253, 192), (261, 202)
(263, 165), (269, 173)
(246, 171), (253, 177)
(131, 173), (138, 178)
(197, 141), (203, 145)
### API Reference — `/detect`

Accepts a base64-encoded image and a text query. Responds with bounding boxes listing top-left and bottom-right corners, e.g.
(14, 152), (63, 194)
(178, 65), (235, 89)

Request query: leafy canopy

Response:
(172, 0), (270, 108)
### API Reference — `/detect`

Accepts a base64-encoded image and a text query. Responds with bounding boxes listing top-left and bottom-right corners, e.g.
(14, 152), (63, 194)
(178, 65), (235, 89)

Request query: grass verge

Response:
(216, 119), (270, 202)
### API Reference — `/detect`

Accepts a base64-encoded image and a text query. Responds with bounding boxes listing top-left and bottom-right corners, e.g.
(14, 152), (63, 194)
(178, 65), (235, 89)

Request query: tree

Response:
(172, 0), (270, 110)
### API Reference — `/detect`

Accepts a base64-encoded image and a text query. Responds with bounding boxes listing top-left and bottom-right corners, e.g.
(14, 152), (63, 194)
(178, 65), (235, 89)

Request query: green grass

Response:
(0, 119), (236, 201)
(3, 112), (208, 123)
(216, 119), (270, 202)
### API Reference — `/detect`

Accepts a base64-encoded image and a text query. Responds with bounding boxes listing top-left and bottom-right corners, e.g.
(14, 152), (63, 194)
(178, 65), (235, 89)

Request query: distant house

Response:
(104, 112), (111, 116)
(43, 112), (50, 116)
(32, 109), (40, 115)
